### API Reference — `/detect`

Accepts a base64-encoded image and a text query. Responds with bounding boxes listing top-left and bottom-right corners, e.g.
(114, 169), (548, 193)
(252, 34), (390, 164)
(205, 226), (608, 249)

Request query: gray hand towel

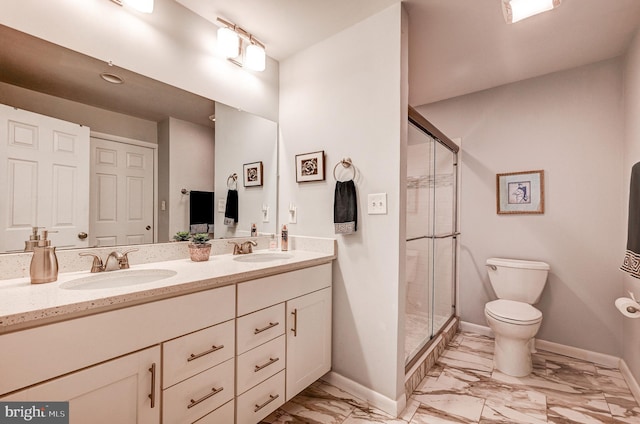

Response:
(224, 189), (238, 227)
(334, 180), (357, 234)
(622, 162), (640, 278)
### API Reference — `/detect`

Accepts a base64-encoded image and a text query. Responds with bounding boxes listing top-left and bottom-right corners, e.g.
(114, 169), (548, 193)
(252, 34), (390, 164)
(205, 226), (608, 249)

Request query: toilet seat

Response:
(485, 299), (542, 325)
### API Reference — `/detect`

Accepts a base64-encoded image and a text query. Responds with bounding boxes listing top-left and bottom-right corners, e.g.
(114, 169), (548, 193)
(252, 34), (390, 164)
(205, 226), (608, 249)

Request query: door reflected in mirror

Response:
(0, 24), (278, 253)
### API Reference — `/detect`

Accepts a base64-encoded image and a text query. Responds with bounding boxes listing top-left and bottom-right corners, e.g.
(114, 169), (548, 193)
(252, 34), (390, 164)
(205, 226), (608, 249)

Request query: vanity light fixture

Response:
(216, 17), (266, 72)
(502, 0), (561, 24)
(110, 0), (154, 14)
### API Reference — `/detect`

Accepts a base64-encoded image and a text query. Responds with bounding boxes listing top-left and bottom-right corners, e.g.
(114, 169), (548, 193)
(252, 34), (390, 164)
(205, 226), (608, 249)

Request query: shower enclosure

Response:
(405, 107), (459, 368)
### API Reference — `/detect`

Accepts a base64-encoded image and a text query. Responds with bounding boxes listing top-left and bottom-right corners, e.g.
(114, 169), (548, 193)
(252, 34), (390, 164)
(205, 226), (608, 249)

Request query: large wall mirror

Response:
(0, 24), (278, 253)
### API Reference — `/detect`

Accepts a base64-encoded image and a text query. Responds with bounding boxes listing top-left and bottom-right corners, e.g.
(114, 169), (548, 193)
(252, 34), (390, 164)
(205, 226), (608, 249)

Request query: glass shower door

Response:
(405, 113), (458, 368)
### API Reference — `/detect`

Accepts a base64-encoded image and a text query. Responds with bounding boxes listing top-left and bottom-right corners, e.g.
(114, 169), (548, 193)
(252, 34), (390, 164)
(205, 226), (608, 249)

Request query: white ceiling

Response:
(3, 0), (640, 124)
(178, 0), (640, 106)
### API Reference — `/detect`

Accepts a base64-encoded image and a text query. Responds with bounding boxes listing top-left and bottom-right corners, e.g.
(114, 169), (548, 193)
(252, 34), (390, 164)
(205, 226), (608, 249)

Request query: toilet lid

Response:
(485, 299), (542, 324)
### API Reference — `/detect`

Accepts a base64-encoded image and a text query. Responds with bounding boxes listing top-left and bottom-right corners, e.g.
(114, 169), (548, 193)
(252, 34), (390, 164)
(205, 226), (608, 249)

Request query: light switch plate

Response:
(217, 199), (226, 213)
(368, 193), (387, 215)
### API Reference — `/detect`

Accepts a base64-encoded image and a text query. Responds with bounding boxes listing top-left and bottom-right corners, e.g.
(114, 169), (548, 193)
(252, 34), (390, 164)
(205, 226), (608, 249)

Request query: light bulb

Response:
(503, 0), (560, 24)
(217, 27), (240, 59)
(123, 0), (153, 13)
(244, 43), (266, 72)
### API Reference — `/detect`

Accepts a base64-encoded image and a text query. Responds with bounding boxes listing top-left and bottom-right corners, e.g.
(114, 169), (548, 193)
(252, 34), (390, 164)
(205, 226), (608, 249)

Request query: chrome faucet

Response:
(79, 248), (139, 272)
(228, 240), (257, 255)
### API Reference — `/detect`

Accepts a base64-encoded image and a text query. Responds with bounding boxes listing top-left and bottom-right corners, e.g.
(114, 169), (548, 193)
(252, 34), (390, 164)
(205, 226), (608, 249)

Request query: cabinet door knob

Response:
(78, 232), (88, 240)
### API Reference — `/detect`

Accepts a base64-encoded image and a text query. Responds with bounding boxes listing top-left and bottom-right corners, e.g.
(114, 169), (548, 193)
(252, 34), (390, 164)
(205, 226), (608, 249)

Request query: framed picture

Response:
(243, 161), (263, 187)
(295, 150), (325, 182)
(496, 170), (544, 214)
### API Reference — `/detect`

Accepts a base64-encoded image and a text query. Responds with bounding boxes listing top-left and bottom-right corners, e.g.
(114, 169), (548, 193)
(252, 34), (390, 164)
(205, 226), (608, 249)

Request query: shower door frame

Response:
(405, 106), (460, 372)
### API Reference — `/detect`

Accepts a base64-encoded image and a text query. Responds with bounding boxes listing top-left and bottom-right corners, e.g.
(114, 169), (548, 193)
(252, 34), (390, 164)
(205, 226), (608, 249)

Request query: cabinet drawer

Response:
(163, 358), (234, 424)
(193, 400), (234, 423)
(237, 263), (331, 315)
(236, 370), (285, 424)
(163, 319), (235, 388)
(237, 303), (284, 354)
(237, 335), (285, 395)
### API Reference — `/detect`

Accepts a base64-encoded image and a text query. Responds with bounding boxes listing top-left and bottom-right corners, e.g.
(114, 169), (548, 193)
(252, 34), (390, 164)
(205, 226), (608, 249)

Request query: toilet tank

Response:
(486, 258), (550, 304)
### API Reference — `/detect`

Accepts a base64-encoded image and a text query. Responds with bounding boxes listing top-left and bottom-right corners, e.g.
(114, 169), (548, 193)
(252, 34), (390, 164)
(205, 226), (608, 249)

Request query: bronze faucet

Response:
(79, 248), (139, 272)
(228, 240), (258, 255)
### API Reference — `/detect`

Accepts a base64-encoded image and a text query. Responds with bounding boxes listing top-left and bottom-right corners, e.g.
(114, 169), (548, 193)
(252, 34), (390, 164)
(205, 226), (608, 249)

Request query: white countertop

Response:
(0, 249), (335, 334)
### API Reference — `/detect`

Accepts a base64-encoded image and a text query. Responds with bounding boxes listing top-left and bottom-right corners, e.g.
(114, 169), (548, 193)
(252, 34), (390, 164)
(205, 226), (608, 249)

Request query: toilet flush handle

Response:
(487, 264), (497, 271)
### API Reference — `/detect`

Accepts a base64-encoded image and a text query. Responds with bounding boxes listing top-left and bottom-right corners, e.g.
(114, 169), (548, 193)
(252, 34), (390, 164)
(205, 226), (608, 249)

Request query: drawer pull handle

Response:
(254, 356), (280, 372)
(188, 386), (224, 409)
(148, 363), (156, 408)
(254, 321), (279, 334)
(254, 394), (279, 412)
(291, 309), (298, 337)
(187, 344), (224, 362)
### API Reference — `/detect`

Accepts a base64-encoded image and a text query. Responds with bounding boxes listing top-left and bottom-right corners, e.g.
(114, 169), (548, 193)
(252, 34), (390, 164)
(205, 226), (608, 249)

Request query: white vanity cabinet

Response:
(0, 258), (333, 424)
(162, 320), (236, 423)
(0, 284), (236, 424)
(286, 287), (332, 400)
(2, 346), (160, 424)
(236, 263), (332, 423)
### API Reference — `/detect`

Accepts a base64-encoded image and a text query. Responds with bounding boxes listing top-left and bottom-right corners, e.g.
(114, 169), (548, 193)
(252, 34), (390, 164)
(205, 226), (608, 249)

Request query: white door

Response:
(0, 104), (90, 252)
(2, 346), (161, 424)
(286, 287), (332, 401)
(89, 136), (154, 247)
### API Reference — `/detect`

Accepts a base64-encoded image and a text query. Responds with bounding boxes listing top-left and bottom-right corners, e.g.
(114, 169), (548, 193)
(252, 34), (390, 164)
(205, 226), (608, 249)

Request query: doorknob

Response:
(146, 225), (151, 231)
(78, 232), (88, 240)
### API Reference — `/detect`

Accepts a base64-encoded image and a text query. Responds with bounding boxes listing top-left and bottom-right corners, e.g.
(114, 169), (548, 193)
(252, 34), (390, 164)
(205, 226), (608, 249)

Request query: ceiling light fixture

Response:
(216, 17), (266, 72)
(100, 72), (124, 84)
(502, 0), (561, 24)
(110, 0), (154, 14)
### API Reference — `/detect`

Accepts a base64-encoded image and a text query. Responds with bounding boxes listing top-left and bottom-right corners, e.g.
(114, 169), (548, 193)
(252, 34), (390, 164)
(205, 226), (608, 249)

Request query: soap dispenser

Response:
(24, 226), (41, 252)
(30, 230), (59, 284)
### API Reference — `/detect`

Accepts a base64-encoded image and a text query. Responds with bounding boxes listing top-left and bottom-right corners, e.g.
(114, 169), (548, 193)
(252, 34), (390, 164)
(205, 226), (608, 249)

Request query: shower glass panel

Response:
(405, 112), (458, 367)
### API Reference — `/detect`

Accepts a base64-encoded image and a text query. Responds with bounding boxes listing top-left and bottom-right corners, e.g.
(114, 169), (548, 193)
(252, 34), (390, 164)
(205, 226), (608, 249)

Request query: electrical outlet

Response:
(368, 193), (387, 215)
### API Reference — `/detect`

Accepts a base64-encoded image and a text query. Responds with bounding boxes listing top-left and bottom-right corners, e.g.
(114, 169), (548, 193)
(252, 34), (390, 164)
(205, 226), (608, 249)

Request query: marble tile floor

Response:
(261, 332), (640, 423)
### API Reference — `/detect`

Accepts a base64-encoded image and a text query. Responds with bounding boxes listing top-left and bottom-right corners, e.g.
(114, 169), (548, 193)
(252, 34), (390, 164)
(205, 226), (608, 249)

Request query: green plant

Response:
(173, 231), (190, 242)
(190, 233), (210, 245)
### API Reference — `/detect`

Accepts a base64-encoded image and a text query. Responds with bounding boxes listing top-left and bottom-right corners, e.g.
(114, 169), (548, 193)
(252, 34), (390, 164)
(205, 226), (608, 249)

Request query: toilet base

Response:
(493, 334), (533, 377)
(485, 311), (542, 378)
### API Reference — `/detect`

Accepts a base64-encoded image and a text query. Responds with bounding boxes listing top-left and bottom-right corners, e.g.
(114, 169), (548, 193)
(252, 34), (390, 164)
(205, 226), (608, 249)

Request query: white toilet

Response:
(484, 257), (550, 377)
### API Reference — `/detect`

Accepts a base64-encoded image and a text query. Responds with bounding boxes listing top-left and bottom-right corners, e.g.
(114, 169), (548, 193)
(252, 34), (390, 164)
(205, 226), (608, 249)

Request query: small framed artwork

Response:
(496, 170), (544, 214)
(295, 150), (325, 182)
(243, 161), (263, 187)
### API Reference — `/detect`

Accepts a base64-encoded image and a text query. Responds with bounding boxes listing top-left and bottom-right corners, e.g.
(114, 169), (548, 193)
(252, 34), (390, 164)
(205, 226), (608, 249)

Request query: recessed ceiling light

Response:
(100, 72), (124, 84)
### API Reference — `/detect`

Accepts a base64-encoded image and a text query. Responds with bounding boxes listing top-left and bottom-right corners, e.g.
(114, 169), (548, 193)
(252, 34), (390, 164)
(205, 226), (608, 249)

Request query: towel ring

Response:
(227, 173), (238, 189)
(333, 158), (356, 181)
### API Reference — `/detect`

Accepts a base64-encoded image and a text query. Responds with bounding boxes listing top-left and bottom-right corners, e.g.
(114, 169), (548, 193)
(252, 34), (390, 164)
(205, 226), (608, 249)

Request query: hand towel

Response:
(622, 162), (640, 278)
(334, 180), (357, 234)
(189, 190), (214, 227)
(224, 189), (238, 226)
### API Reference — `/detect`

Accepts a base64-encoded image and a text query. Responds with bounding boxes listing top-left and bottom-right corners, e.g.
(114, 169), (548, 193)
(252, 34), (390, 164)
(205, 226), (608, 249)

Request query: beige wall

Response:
(279, 4), (407, 413)
(623, 26), (640, 382)
(419, 58), (625, 356)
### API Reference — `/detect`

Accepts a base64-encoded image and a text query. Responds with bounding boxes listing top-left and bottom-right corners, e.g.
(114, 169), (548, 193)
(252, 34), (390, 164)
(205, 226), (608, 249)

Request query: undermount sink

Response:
(233, 252), (294, 263)
(60, 269), (177, 290)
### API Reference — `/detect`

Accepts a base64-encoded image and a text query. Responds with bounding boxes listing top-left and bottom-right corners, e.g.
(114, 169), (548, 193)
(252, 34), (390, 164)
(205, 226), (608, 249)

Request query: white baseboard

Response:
(460, 321), (619, 367)
(534, 338), (619, 367)
(459, 321), (493, 337)
(619, 359), (640, 406)
(322, 371), (406, 418)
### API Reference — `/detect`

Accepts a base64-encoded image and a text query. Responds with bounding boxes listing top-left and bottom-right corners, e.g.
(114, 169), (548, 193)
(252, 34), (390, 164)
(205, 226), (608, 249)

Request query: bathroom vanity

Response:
(0, 248), (334, 424)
